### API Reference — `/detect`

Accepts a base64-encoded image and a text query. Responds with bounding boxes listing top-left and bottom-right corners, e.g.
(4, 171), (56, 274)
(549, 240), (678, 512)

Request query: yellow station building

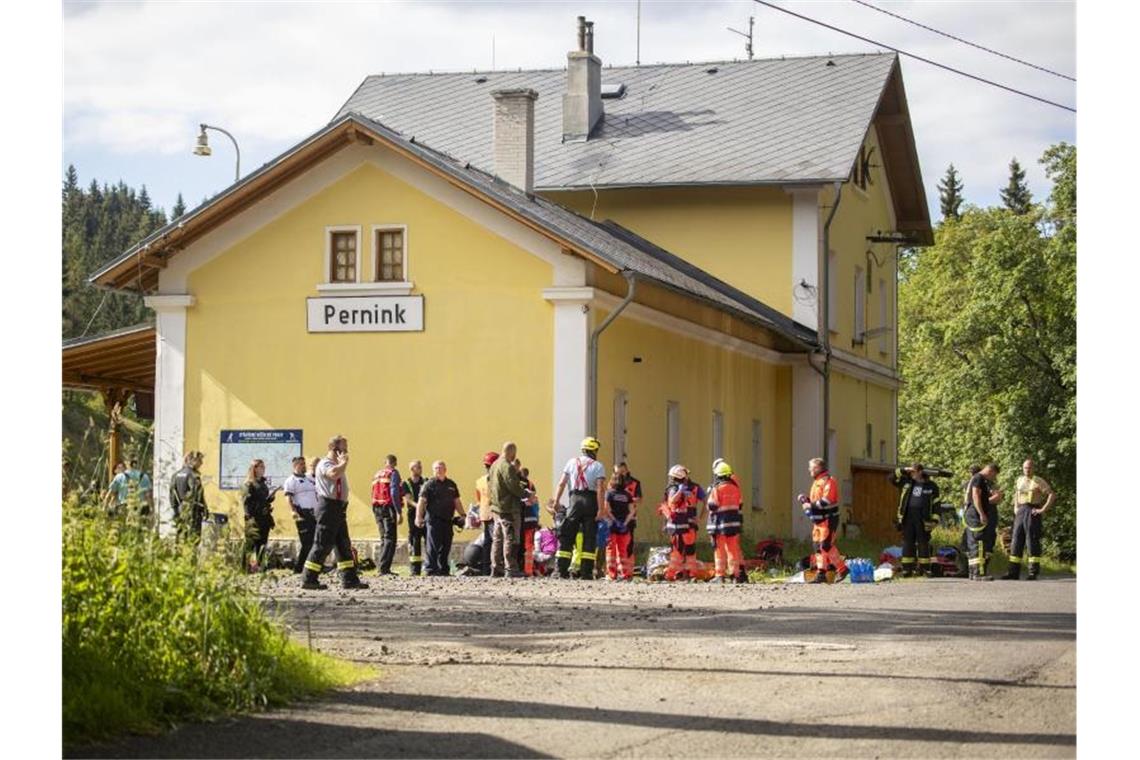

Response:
(88, 23), (930, 548)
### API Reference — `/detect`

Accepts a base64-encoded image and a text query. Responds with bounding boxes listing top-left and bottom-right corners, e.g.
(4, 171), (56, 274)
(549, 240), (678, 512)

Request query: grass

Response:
(62, 496), (372, 748)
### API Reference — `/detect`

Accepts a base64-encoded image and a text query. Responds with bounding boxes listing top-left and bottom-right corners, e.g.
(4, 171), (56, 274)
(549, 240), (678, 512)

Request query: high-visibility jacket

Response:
(889, 469), (940, 524)
(706, 477), (743, 535)
(661, 482), (704, 534)
(807, 472), (839, 524)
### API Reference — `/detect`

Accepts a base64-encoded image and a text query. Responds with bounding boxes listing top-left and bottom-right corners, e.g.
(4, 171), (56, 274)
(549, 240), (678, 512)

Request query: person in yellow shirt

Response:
(1003, 458), (1056, 581)
(467, 451), (499, 577)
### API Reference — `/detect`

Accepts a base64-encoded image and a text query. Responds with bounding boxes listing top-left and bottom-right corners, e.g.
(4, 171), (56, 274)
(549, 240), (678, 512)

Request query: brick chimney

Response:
(491, 88), (539, 192)
(562, 16), (602, 142)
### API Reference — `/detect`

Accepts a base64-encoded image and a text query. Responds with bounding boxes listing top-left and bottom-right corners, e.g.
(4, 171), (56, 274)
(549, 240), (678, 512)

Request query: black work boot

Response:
(1003, 562), (1021, 581)
(342, 570), (370, 589)
(901, 566), (914, 578)
(1026, 563), (1040, 580)
(300, 568), (327, 590)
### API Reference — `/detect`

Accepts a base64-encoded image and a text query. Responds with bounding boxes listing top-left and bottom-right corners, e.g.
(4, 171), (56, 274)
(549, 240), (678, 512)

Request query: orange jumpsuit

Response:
(707, 477), (744, 579)
(807, 472), (847, 577)
(661, 482), (703, 581)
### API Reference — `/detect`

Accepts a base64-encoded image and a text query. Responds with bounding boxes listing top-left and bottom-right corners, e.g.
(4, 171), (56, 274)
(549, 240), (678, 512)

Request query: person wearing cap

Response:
(283, 456), (319, 574)
(707, 461), (744, 583)
(797, 457), (849, 583)
(1004, 458), (1055, 581)
(488, 442), (530, 578)
(552, 437), (607, 579)
(473, 451), (499, 576)
(889, 463), (941, 578)
(661, 465), (705, 581)
(170, 450), (208, 540)
(300, 435), (368, 590)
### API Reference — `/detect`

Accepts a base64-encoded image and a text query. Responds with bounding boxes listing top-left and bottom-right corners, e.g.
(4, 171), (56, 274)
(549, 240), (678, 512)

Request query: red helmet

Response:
(483, 451), (500, 467)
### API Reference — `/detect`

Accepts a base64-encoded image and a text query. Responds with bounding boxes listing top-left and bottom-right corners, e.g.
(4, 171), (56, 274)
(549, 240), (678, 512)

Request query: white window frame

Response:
(666, 401), (680, 469)
(321, 225), (362, 289)
(827, 429), (837, 478)
(613, 389), (629, 467)
(711, 410), (724, 464)
(370, 224), (414, 295)
(878, 277), (890, 355)
(751, 419), (762, 511)
(828, 250), (838, 334)
(854, 265), (866, 343)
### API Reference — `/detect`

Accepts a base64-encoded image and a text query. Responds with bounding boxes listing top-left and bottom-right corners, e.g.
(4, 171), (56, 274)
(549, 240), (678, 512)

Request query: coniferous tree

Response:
(938, 164), (964, 221)
(171, 193), (186, 220)
(1001, 158), (1033, 215)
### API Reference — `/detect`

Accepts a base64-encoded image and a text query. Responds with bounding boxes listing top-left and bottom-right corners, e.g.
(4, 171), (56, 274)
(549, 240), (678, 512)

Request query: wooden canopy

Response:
(62, 323), (155, 396)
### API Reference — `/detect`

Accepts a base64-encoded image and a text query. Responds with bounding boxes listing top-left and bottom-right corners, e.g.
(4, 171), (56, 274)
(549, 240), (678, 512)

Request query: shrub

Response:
(62, 497), (365, 746)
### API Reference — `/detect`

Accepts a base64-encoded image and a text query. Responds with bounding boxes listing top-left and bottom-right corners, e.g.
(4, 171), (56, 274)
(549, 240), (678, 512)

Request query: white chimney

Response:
(562, 16), (602, 142)
(491, 88), (539, 193)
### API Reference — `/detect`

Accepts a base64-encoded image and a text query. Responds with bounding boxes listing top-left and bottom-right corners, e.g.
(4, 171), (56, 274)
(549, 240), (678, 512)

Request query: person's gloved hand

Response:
(451, 515), (465, 529)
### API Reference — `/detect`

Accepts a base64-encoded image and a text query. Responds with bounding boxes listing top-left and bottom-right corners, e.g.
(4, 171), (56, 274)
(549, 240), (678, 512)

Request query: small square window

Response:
(329, 231), (357, 283)
(376, 229), (405, 282)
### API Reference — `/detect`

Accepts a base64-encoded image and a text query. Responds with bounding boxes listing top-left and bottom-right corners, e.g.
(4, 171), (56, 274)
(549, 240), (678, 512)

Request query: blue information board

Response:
(219, 429), (303, 490)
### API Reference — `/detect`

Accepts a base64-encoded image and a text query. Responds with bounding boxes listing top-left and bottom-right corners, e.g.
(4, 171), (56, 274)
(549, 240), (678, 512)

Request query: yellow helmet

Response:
(580, 437), (601, 452)
(714, 461), (734, 477)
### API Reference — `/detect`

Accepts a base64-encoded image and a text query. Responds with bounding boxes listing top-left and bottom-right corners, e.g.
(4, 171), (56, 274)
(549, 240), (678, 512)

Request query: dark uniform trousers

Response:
(406, 507), (425, 575)
(901, 507), (932, 575)
(1008, 507), (1044, 577)
(293, 509), (316, 574)
(302, 497), (361, 585)
(245, 517), (272, 567)
(557, 491), (599, 579)
(480, 520), (494, 575)
(964, 504), (998, 576)
(425, 515), (454, 576)
(373, 504), (399, 573)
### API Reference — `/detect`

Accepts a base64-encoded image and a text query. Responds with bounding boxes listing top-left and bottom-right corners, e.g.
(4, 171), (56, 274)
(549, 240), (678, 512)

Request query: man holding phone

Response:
(300, 435), (368, 590)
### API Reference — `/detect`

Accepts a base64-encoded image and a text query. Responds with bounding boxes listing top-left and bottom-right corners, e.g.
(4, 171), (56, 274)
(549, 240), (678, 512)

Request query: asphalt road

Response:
(75, 574), (1076, 759)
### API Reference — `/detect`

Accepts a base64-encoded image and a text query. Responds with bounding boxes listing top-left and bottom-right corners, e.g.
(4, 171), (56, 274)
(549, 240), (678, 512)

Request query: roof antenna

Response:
(727, 15), (754, 60)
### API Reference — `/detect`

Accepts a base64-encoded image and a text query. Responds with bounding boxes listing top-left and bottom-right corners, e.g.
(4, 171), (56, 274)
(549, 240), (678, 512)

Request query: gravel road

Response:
(75, 573), (1076, 759)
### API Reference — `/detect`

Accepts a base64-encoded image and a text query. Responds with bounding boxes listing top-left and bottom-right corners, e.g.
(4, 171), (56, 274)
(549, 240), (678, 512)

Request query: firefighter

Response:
(604, 474), (636, 580)
(661, 465), (705, 581)
(551, 437), (606, 580)
(797, 457), (848, 584)
(964, 462), (1003, 581)
(371, 454), (403, 576)
(300, 435), (368, 590)
(889, 463), (941, 578)
(1004, 458), (1055, 581)
(707, 461), (744, 583)
(401, 460), (427, 575)
(170, 450), (208, 540)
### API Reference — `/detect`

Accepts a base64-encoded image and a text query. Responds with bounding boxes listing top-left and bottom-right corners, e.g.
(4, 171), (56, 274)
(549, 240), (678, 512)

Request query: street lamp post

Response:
(193, 123), (241, 182)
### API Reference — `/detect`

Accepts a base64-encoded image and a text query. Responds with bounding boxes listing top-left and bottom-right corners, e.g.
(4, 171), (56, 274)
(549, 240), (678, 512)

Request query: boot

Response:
(809, 568), (827, 584)
(300, 569), (327, 590)
(901, 567), (914, 578)
(342, 570), (370, 589)
(1026, 563), (1040, 580)
(1003, 561), (1021, 581)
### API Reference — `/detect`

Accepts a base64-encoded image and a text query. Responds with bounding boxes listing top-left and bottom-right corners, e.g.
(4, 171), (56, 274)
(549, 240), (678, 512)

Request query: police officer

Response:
(964, 462), (1003, 581)
(283, 456), (319, 574)
(1004, 458), (1056, 581)
(371, 454), (403, 576)
(889, 463), (941, 578)
(552, 437), (606, 580)
(402, 460), (427, 575)
(416, 460), (466, 576)
(300, 435), (368, 590)
(170, 450), (208, 540)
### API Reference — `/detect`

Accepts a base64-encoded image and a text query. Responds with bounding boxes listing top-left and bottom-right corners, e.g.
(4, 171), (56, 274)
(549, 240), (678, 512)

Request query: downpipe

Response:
(820, 181), (844, 451)
(587, 271), (637, 436)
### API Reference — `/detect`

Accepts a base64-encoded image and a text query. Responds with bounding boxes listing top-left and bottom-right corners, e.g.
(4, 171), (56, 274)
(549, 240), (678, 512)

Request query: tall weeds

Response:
(62, 497), (363, 746)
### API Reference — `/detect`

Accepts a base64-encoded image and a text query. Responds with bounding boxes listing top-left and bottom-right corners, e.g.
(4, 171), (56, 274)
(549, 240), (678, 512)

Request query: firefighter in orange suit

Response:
(707, 461), (744, 583)
(797, 457), (848, 584)
(660, 465), (705, 581)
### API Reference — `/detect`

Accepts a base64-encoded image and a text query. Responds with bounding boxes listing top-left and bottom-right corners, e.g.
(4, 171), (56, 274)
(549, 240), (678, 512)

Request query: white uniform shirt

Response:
(315, 457), (349, 501)
(563, 455), (605, 492)
(283, 473), (320, 511)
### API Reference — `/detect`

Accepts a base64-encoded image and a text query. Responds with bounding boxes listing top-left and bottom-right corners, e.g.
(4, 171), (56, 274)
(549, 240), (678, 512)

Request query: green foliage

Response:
(937, 163), (965, 221)
(898, 144), (1076, 559)
(62, 391), (153, 498)
(62, 499), (368, 747)
(1000, 157), (1034, 215)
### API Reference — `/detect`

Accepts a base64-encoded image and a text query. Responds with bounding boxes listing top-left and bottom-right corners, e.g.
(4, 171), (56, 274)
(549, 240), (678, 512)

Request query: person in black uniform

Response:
(170, 450), (208, 540)
(283, 457), (320, 574)
(889, 463), (941, 577)
(241, 459), (279, 572)
(300, 435), (368, 591)
(371, 454), (402, 576)
(964, 462), (1003, 581)
(402, 460), (427, 575)
(551, 437), (607, 580)
(416, 460), (466, 576)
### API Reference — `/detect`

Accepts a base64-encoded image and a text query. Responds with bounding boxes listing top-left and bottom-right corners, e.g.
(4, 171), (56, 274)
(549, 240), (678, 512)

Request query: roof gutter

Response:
(587, 270), (636, 436)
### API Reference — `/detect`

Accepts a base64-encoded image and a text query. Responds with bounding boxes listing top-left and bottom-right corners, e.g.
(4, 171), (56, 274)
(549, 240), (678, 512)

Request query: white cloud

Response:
(64, 0), (1076, 214)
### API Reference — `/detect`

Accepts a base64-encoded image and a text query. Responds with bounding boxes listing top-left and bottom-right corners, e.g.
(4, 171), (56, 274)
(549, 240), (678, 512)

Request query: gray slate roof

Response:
(337, 53), (896, 189)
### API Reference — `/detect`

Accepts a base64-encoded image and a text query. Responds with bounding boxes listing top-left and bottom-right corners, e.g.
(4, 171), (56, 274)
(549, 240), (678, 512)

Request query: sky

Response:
(63, 0), (1075, 220)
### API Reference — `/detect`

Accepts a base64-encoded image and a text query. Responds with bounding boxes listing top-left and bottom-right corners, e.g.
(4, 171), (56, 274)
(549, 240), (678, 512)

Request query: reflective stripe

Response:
(579, 550), (596, 561)
(304, 561), (322, 572)
(408, 555), (422, 562)
(337, 560), (355, 570)
(968, 558), (980, 566)
(1028, 556), (1041, 562)
(556, 550), (573, 559)
(1008, 556), (1022, 564)
(917, 558), (931, 564)
(900, 557), (916, 564)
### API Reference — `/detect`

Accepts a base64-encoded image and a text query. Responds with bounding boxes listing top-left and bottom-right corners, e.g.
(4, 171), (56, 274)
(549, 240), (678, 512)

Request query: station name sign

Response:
(307, 295), (424, 332)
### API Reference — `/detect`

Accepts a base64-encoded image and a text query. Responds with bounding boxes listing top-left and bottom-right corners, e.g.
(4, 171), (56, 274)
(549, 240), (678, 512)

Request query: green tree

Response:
(1000, 157), (1033, 215)
(898, 145), (1076, 559)
(937, 163), (965, 221)
(171, 192), (186, 220)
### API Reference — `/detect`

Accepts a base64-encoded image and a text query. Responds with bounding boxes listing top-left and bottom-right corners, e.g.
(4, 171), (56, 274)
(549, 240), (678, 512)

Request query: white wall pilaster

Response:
(787, 187), (822, 330)
(144, 294), (194, 536)
(791, 361), (823, 540)
(544, 287), (592, 494)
